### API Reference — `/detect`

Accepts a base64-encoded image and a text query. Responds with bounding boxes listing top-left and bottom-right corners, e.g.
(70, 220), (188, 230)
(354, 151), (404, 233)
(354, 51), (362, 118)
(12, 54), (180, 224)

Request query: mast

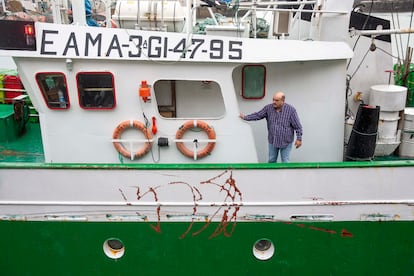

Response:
(71, 0), (87, 26)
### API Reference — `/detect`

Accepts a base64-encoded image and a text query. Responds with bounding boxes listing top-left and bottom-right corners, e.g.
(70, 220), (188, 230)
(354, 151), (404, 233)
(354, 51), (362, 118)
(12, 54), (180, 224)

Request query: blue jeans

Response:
(268, 143), (292, 163)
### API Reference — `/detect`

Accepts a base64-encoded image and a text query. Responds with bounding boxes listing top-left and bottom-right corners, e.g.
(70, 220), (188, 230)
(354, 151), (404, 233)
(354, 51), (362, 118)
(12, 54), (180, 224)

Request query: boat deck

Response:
(0, 119), (44, 163)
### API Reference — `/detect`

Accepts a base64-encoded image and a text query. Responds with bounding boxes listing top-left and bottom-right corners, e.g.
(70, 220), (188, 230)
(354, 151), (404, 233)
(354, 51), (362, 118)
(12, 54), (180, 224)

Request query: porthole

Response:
(103, 238), (125, 259)
(253, 238), (275, 261)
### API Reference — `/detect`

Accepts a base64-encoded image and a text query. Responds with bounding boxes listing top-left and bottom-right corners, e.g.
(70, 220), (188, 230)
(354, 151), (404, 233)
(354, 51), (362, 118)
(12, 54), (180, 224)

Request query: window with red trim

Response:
(241, 65), (266, 99)
(36, 73), (70, 109)
(77, 72), (115, 109)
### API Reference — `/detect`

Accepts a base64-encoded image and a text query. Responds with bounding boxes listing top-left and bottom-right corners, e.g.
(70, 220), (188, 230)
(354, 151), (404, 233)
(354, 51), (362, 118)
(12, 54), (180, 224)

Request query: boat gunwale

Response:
(1, 160), (414, 170)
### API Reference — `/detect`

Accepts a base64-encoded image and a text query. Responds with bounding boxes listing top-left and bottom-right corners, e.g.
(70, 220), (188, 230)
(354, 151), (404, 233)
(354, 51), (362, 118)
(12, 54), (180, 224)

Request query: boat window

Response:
(153, 80), (225, 118)
(36, 73), (70, 109)
(242, 65), (266, 99)
(76, 72), (116, 109)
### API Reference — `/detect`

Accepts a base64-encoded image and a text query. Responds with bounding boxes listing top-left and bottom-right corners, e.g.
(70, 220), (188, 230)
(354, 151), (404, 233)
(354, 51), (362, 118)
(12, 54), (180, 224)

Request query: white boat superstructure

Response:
(1, 0), (364, 163)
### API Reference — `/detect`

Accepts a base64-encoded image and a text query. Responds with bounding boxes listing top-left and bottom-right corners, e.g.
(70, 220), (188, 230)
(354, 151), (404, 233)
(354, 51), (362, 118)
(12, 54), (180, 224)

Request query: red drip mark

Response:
(130, 170), (241, 239)
(137, 186), (162, 233)
(307, 226), (337, 235)
(288, 223), (353, 238)
(341, 229), (353, 238)
(197, 170), (242, 239)
(118, 188), (131, 206)
(137, 187), (159, 201)
(151, 205), (162, 233)
(167, 181), (202, 239)
(209, 206), (239, 238)
(135, 180), (205, 238)
(192, 170), (242, 239)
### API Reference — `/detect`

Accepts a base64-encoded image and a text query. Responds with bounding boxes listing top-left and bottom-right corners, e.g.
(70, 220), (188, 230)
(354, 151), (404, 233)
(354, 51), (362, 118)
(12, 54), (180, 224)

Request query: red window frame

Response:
(241, 64), (266, 100)
(76, 72), (116, 110)
(35, 72), (70, 110)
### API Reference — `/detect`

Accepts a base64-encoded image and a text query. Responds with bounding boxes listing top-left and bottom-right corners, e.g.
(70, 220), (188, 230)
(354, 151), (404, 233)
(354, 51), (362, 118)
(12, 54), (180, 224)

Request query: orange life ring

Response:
(113, 120), (152, 160)
(176, 120), (216, 160)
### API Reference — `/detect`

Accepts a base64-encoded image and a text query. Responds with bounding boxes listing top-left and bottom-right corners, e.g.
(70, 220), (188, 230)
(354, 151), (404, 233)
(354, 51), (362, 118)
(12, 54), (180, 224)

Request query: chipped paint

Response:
(166, 214), (209, 221)
(290, 215), (334, 221)
(244, 214), (275, 221)
(360, 213), (401, 221)
(106, 214), (147, 221)
(44, 215), (87, 221)
(0, 215), (27, 221)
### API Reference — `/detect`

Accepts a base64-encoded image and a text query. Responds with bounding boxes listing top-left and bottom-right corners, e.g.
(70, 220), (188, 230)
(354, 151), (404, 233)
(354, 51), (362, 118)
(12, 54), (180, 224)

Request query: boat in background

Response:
(1, 0), (414, 274)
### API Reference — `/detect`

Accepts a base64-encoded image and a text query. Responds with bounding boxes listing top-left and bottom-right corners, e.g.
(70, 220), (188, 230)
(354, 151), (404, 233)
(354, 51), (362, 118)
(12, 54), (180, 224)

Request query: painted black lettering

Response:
(106, 35), (123, 57)
(229, 41), (242, 60)
(172, 38), (186, 57)
(163, 37), (168, 58)
(189, 39), (204, 59)
(40, 30), (58, 55)
(63, 32), (80, 56)
(128, 35), (142, 57)
(85, 33), (102, 57)
(148, 36), (162, 58)
(210, 40), (223, 59)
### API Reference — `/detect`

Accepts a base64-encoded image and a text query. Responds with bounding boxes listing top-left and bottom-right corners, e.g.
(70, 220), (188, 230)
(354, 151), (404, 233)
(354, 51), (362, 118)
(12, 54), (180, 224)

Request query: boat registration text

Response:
(38, 24), (243, 61)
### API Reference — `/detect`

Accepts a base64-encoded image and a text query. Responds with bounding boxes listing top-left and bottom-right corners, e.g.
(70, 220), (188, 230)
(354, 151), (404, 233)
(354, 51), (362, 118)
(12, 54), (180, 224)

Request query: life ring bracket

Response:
(175, 120), (216, 160)
(112, 120), (153, 160)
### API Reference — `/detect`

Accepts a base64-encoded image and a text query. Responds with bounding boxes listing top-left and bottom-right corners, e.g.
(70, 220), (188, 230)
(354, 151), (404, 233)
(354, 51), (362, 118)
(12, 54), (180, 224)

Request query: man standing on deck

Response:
(239, 91), (303, 163)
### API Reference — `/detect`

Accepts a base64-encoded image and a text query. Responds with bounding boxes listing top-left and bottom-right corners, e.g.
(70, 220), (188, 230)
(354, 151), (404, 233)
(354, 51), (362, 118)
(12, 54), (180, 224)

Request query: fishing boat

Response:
(1, 0), (414, 274)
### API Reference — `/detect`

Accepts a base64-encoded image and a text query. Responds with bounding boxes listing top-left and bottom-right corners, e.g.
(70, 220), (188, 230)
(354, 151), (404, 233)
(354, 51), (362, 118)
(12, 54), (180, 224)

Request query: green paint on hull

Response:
(0, 122), (44, 163)
(1, 220), (413, 275)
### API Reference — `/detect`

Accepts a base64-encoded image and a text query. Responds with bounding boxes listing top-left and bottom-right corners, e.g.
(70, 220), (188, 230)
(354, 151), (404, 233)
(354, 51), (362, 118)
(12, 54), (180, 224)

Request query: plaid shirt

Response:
(244, 103), (303, 148)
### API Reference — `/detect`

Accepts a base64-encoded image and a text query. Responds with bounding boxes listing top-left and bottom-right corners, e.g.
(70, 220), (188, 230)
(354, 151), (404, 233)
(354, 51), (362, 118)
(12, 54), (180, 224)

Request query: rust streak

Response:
(168, 181), (203, 239)
(119, 188), (128, 202)
(136, 186), (162, 232)
(341, 229), (353, 238)
(118, 188), (132, 205)
(198, 170), (241, 239)
(150, 205), (162, 233)
(133, 170), (241, 239)
(307, 226), (337, 235)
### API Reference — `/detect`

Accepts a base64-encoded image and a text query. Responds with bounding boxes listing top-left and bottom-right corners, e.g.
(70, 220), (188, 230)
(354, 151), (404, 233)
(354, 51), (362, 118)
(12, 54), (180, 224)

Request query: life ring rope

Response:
(175, 120), (216, 160)
(112, 120), (153, 160)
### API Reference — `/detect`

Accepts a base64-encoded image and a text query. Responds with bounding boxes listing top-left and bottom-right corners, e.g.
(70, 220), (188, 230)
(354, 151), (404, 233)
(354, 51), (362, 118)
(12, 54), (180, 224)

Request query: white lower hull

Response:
(1, 163), (413, 224)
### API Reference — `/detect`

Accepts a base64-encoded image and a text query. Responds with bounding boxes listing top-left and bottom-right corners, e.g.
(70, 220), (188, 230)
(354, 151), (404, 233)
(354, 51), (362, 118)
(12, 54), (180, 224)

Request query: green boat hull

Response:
(1, 220), (413, 275)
